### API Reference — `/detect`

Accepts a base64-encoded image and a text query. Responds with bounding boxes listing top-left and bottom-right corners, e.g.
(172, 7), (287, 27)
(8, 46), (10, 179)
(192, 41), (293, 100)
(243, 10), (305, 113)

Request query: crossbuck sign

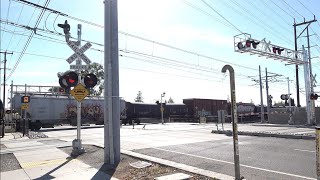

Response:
(66, 41), (92, 65)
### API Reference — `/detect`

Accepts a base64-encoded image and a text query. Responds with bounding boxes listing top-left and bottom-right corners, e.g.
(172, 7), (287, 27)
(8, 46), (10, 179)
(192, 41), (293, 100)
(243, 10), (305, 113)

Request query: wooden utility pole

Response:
(0, 51), (13, 110)
(293, 17), (317, 107)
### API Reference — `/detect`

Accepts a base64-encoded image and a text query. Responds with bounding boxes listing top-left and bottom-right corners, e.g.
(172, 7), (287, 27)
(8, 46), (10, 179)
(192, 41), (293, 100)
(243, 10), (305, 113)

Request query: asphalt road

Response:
(134, 136), (316, 180)
(15, 123), (318, 180)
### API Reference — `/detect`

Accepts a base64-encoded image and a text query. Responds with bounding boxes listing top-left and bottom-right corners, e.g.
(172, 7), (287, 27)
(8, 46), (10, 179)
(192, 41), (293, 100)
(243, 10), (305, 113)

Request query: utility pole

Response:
(303, 45), (312, 125)
(259, 66), (265, 123)
(104, 0), (120, 165)
(0, 51), (13, 110)
(293, 17), (317, 108)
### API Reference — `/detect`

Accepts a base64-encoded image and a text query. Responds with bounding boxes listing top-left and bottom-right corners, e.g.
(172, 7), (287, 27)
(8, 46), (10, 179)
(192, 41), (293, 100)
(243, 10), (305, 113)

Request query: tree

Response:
(48, 87), (60, 93)
(57, 62), (104, 96)
(168, 97), (174, 103)
(273, 101), (284, 107)
(135, 91), (143, 102)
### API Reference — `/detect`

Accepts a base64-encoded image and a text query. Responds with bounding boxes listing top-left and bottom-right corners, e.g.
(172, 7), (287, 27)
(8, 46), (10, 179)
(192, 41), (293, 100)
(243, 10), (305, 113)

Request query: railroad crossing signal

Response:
(83, 73), (98, 88)
(59, 71), (78, 89)
(280, 94), (289, 100)
(312, 74), (317, 87)
(21, 96), (30, 103)
(310, 93), (319, 100)
(57, 20), (70, 35)
(66, 41), (92, 65)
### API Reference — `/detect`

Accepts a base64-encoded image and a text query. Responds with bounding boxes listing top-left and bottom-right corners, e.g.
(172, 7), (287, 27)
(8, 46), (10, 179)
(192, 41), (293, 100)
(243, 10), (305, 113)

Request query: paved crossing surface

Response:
(0, 123), (318, 179)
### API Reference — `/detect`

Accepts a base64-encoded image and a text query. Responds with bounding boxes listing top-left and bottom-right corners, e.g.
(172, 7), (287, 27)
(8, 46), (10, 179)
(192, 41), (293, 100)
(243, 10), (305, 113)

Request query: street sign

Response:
(70, 84), (89, 102)
(70, 65), (88, 70)
(66, 41), (92, 65)
(21, 103), (29, 110)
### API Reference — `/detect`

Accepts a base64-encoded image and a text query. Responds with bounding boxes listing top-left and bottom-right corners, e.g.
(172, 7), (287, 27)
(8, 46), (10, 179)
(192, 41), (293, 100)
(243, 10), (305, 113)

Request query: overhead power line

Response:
(6, 0), (51, 80)
(199, 0), (243, 33)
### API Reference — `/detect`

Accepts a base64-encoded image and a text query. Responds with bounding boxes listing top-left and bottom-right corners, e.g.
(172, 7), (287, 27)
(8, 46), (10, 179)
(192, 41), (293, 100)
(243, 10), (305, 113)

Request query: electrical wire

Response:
(199, 0), (243, 33)
(7, 0), (50, 80)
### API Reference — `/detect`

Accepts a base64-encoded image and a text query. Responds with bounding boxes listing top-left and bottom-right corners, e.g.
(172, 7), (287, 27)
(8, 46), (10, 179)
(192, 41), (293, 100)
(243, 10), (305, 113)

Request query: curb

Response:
(38, 125), (104, 132)
(249, 123), (316, 129)
(211, 130), (315, 140)
(121, 149), (234, 180)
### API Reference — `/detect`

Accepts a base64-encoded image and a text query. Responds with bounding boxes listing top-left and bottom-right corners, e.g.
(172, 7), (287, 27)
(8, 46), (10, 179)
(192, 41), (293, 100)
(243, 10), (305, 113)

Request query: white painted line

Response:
(122, 149), (234, 180)
(153, 147), (316, 180)
(294, 131), (314, 134)
(294, 149), (315, 153)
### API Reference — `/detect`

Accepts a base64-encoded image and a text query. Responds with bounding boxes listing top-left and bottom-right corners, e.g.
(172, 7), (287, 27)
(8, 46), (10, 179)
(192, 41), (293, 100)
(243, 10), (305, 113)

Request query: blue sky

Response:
(1, 0), (320, 107)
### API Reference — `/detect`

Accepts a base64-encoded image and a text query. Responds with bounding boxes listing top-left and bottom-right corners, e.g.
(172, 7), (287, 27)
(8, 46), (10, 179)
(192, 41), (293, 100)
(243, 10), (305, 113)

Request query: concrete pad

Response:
(0, 169), (30, 180)
(129, 161), (152, 169)
(23, 158), (91, 179)
(4, 141), (43, 148)
(55, 167), (118, 180)
(15, 148), (69, 163)
(155, 173), (192, 180)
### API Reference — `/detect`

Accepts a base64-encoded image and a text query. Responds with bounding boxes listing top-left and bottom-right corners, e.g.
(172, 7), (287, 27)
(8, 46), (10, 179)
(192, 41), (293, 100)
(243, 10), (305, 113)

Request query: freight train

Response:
(12, 94), (127, 130)
(12, 94), (265, 130)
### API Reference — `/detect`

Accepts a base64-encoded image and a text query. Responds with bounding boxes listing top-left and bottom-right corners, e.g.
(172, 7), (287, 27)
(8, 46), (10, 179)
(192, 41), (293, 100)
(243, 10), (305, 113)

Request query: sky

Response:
(0, 0), (320, 108)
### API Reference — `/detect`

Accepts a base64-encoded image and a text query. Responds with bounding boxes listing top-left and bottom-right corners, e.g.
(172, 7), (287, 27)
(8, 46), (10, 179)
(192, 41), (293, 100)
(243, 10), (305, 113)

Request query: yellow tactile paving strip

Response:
(20, 158), (79, 169)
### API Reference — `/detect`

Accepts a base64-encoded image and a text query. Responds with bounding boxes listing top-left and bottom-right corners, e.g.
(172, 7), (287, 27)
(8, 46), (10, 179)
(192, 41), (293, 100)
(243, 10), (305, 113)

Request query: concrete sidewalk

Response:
(0, 137), (117, 180)
(212, 123), (316, 139)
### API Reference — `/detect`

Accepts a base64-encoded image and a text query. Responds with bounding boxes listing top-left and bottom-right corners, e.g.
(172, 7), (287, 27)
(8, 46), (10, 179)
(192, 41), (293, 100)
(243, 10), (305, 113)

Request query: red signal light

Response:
(278, 48), (284, 55)
(83, 73), (98, 88)
(59, 71), (78, 89)
(237, 42), (244, 50)
(65, 71), (78, 87)
(251, 41), (260, 49)
(272, 47), (277, 54)
(245, 40), (251, 48)
(310, 93), (318, 100)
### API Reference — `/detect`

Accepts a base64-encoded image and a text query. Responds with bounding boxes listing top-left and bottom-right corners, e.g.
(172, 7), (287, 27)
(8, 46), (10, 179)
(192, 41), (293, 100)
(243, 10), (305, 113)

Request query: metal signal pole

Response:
(259, 66), (265, 123)
(266, 68), (270, 120)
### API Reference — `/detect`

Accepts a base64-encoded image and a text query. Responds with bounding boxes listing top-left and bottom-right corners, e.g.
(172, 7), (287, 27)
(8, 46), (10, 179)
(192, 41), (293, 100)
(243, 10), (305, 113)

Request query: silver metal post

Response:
(307, 27), (316, 125)
(104, 0), (120, 165)
(72, 24), (84, 156)
(24, 84), (27, 119)
(288, 77), (293, 124)
(77, 24), (82, 143)
(160, 92), (165, 124)
(10, 81), (13, 120)
(266, 68), (270, 121)
(161, 96), (163, 124)
(303, 46), (312, 125)
(221, 65), (241, 180)
(259, 66), (265, 123)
